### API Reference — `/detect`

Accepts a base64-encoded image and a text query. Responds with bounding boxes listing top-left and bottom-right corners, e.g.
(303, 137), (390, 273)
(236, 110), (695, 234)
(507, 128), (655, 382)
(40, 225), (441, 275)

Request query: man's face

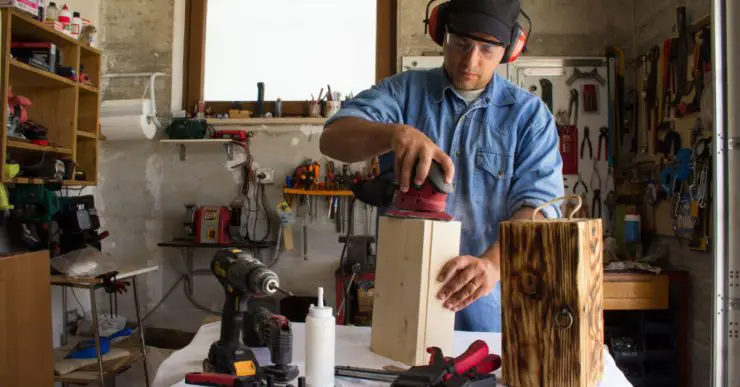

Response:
(443, 31), (506, 91)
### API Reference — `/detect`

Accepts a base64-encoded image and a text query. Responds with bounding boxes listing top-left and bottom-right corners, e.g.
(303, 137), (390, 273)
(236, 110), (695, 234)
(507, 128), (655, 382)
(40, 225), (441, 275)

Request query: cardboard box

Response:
(0, 0), (40, 16)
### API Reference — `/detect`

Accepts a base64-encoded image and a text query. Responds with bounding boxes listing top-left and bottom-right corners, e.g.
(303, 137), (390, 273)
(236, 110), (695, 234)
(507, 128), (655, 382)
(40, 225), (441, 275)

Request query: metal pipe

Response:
(712, 0), (730, 385)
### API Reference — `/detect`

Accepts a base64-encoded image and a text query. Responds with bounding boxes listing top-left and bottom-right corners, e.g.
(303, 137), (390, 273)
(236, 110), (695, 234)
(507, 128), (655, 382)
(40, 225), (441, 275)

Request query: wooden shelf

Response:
(78, 83), (98, 94)
(283, 188), (354, 196)
(63, 180), (95, 186)
(2, 178), (93, 186)
(9, 59), (76, 88)
(2, 8), (102, 187)
(77, 131), (98, 139)
(9, 9), (78, 47)
(80, 44), (102, 56)
(159, 139), (233, 144)
(53, 349), (145, 385)
(7, 139), (72, 154)
(3, 177), (51, 185)
(207, 117), (326, 125)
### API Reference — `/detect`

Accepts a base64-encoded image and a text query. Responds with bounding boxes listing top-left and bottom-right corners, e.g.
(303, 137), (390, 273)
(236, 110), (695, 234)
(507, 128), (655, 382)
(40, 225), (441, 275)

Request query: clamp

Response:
(335, 340), (499, 386)
(580, 126), (593, 160)
(596, 127), (609, 160)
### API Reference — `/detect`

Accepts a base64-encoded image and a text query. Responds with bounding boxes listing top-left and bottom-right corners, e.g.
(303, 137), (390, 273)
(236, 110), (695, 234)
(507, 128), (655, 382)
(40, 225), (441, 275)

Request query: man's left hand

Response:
(436, 255), (499, 312)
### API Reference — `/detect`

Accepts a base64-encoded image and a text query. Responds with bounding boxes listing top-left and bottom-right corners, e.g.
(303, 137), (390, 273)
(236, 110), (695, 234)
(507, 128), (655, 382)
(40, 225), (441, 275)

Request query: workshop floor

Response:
(114, 346), (174, 386)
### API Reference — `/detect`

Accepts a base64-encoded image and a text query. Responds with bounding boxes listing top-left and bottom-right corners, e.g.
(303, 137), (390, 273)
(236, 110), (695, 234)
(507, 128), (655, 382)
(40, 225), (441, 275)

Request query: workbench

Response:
(153, 322), (632, 387)
(51, 262), (160, 387)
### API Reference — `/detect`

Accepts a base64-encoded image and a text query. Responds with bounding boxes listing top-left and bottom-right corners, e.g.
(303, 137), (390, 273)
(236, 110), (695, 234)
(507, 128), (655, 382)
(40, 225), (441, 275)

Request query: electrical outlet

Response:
(256, 168), (274, 184)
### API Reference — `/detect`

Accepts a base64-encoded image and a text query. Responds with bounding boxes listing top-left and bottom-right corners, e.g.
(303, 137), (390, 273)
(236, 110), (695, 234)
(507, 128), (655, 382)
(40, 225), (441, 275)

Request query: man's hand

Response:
(436, 256), (499, 312)
(391, 125), (454, 192)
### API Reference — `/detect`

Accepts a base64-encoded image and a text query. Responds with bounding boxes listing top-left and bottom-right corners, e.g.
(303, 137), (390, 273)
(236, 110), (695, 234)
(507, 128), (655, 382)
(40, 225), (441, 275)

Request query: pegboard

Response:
(510, 58), (614, 235)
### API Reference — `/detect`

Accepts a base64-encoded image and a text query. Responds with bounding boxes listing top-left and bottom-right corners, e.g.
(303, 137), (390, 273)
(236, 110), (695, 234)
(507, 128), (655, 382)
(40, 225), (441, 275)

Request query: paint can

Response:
(307, 101), (320, 118)
(324, 101), (341, 118)
(275, 98), (283, 117)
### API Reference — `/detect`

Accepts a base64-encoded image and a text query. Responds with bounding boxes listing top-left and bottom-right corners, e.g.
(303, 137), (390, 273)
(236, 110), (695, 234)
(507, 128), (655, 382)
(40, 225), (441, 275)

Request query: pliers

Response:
(580, 126), (592, 160)
(572, 173), (588, 195)
(591, 166), (602, 219)
(596, 126), (609, 160)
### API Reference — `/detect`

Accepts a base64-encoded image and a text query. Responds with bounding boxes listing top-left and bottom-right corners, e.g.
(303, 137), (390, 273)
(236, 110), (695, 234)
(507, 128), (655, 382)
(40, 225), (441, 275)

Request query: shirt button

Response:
(498, 170), (504, 177)
(456, 150), (461, 156)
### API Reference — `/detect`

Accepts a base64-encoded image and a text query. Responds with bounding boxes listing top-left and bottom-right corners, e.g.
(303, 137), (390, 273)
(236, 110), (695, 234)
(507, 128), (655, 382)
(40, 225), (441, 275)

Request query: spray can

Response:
(305, 287), (335, 387)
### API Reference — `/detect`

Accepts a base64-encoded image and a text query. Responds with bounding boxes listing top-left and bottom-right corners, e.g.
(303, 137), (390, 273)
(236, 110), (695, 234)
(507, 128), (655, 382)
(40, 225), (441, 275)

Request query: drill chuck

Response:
(248, 267), (279, 296)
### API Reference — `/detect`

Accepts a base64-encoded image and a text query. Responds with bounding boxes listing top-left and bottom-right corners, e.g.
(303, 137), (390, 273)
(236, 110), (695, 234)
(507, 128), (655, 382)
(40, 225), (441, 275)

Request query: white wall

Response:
(56, 0), (101, 26)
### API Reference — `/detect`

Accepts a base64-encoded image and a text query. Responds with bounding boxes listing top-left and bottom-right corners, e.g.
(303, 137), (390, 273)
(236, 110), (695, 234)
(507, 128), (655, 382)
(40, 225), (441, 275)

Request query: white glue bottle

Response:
(305, 287), (335, 387)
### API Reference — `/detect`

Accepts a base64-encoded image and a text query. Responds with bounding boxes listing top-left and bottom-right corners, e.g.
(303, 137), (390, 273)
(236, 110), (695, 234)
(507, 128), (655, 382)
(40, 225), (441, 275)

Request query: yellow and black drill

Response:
(203, 248), (291, 381)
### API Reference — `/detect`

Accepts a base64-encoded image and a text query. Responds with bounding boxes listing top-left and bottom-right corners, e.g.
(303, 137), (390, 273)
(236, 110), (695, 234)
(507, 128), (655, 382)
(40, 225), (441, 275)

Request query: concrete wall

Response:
(398, 0), (636, 63)
(633, 0), (711, 54)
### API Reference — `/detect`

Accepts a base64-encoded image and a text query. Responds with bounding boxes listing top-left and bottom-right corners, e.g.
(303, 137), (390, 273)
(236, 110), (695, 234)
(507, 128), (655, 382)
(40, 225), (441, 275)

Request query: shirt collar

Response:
(431, 67), (515, 106)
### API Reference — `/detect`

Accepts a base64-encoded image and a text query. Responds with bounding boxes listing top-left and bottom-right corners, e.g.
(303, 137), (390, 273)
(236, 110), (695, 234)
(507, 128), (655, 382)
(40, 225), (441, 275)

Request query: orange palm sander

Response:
(350, 161), (454, 221)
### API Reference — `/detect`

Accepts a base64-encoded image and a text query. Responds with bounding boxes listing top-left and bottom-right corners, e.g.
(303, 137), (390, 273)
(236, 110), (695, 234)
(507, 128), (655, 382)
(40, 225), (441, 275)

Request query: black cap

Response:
(448, 0), (520, 45)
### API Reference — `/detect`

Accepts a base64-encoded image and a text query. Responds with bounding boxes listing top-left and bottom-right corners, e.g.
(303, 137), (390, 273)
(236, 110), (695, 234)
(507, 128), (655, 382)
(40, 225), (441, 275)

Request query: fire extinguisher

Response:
(559, 125), (578, 175)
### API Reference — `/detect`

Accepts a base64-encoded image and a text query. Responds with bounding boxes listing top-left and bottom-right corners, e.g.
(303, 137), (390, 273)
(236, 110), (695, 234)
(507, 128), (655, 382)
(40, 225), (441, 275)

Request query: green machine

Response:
(8, 185), (60, 223)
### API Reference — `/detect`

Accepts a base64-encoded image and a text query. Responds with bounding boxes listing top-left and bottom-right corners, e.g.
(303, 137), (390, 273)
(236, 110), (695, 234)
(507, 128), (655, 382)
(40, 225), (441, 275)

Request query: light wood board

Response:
(370, 216), (460, 366)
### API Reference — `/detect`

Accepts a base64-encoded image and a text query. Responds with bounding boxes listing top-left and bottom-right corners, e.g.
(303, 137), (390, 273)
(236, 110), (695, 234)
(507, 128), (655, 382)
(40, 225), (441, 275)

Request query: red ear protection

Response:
(424, 0), (450, 46)
(423, 0), (530, 64)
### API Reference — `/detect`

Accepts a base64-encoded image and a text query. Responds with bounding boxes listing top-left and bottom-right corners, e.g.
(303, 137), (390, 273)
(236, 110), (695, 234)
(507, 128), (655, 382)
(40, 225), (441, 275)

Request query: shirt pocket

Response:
(473, 149), (514, 204)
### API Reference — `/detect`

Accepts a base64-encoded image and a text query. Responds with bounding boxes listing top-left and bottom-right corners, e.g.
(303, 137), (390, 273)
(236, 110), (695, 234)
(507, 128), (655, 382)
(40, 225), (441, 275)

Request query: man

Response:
(319, 0), (564, 332)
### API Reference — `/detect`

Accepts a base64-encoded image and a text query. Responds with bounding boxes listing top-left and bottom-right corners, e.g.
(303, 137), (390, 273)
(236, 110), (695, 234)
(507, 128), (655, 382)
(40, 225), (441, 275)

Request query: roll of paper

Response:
(100, 99), (157, 140)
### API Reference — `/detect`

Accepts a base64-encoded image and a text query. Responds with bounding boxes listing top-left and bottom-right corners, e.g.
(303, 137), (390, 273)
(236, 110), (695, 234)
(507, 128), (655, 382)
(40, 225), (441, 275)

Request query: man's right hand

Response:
(391, 125), (455, 192)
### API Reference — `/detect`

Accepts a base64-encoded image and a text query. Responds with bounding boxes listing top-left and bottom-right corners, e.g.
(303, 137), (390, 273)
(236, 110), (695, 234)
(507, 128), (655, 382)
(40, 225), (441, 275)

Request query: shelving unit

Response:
(1, 9), (101, 186)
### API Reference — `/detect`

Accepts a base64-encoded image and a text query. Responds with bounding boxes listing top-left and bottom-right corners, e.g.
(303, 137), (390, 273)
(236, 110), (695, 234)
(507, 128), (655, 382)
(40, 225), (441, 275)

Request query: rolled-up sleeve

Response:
(325, 75), (405, 126)
(507, 103), (565, 219)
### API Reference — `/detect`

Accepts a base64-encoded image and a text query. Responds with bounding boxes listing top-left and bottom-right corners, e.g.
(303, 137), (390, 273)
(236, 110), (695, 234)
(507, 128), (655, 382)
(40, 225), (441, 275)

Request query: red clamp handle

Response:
(468, 354), (502, 375)
(450, 340), (489, 375)
(185, 372), (236, 386)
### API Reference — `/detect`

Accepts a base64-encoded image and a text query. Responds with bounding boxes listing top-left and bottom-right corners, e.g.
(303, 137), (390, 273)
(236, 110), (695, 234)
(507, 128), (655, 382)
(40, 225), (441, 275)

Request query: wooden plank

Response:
(0, 250), (54, 387)
(500, 218), (603, 387)
(184, 0), (207, 110)
(207, 117), (326, 125)
(603, 272), (669, 310)
(376, 0), (397, 80)
(1, 10), (11, 177)
(9, 59), (77, 87)
(370, 216), (459, 366)
(7, 139), (72, 154)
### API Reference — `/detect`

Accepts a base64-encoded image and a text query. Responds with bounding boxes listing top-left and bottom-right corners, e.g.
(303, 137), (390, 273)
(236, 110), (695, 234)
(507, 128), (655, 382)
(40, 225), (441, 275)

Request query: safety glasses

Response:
(445, 30), (506, 59)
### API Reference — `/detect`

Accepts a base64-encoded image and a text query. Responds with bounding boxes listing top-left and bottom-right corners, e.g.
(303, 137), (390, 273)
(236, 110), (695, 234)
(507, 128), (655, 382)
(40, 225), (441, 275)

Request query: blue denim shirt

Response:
(326, 67), (564, 332)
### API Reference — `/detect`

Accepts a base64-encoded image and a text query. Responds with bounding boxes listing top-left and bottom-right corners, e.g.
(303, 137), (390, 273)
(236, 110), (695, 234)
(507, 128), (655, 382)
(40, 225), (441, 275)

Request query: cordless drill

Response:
(204, 248), (288, 380)
(244, 307), (299, 382)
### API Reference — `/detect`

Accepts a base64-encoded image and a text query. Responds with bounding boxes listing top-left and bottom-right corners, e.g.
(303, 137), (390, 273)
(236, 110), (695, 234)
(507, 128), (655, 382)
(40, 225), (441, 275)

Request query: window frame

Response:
(182, 0), (397, 115)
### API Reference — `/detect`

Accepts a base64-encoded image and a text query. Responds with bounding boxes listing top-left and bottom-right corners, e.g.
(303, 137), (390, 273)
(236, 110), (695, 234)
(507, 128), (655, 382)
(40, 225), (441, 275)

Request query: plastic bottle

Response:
(305, 287), (335, 387)
(57, 4), (71, 33)
(46, 2), (58, 21)
(71, 11), (82, 38)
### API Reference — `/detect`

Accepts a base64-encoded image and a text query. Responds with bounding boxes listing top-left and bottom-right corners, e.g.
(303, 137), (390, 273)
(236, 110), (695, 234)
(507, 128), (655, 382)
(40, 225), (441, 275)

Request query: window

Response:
(204, 0), (377, 101)
(183, 0), (396, 111)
